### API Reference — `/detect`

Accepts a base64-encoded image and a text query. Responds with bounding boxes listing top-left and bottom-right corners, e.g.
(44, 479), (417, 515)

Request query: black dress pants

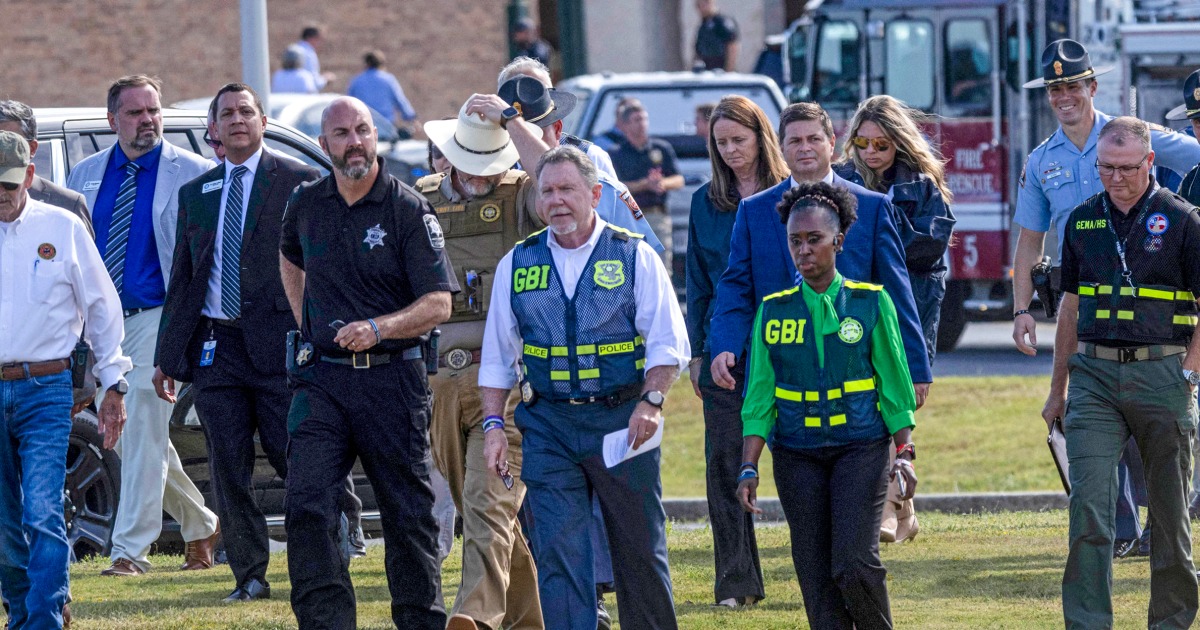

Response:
(698, 356), (764, 603)
(191, 322), (293, 587)
(285, 356), (445, 630)
(774, 438), (893, 630)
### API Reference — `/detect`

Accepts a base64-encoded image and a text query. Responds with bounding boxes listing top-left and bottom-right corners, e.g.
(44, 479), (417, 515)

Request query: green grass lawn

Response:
(663, 374), (1059, 497)
(65, 510), (1177, 629)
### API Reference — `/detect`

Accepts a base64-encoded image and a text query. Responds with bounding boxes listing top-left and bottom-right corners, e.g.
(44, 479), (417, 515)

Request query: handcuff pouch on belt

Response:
(1031, 255), (1059, 318)
(423, 328), (440, 375)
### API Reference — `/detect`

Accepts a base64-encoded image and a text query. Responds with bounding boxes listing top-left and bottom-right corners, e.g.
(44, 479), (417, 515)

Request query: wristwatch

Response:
(895, 443), (916, 461)
(640, 390), (666, 409)
(107, 379), (129, 395)
(499, 106), (521, 129)
(1184, 369), (1200, 386)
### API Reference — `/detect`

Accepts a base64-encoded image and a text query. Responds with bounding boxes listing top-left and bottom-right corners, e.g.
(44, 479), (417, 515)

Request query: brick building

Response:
(0, 0), (521, 122)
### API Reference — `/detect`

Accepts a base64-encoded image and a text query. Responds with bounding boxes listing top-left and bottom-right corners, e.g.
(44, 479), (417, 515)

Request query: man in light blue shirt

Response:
(293, 25), (334, 90)
(347, 50), (418, 131)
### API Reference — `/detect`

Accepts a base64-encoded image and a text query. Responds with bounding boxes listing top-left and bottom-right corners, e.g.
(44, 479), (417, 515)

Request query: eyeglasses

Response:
(204, 129), (222, 150)
(0, 182), (19, 192)
(1096, 155), (1149, 178)
(851, 136), (893, 152)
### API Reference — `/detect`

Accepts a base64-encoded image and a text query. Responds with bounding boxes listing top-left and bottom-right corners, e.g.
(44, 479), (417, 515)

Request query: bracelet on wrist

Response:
(367, 318), (382, 344)
(737, 468), (758, 483)
(740, 461), (758, 472)
(482, 414), (505, 433)
(1013, 309), (1031, 319)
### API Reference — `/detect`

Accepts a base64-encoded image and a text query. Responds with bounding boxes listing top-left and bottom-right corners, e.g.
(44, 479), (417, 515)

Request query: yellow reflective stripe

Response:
(551, 346), (569, 357)
(829, 415), (847, 426)
(1078, 286), (1096, 296)
(1098, 286), (1113, 295)
(576, 344), (596, 355)
(578, 369), (600, 379)
(775, 388), (804, 402)
(635, 359), (646, 369)
(805, 391), (820, 402)
(523, 344), (548, 359)
(826, 388), (843, 400)
(843, 378), (875, 393)
(805, 417), (822, 427)
(550, 370), (571, 381)
(598, 341), (635, 355)
(1177, 291), (1196, 301)
(843, 280), (882, 291)
(1096, 309), (1110, 319)
(1116, 310), (1134, 320)
(1139, 288), (1175, 301)
(1175, 315), (1199, 326)
(635, 336), (644, 345)
(1119, 286), (1134, 297)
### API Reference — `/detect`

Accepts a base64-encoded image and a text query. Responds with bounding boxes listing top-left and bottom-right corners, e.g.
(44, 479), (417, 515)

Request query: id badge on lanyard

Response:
(199, 327), (217, 367)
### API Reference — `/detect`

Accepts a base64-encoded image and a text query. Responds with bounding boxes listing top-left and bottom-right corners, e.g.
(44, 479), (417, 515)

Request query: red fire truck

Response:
(780, 0), (1139, 351)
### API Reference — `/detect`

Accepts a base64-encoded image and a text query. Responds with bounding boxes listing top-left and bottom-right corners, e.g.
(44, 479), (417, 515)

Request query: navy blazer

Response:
(709, 174), (933, 383)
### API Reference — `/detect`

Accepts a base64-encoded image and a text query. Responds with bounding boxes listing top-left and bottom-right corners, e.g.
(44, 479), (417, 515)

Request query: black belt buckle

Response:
(352, 352), (371, 369)
(1119, 347), (1138, 363)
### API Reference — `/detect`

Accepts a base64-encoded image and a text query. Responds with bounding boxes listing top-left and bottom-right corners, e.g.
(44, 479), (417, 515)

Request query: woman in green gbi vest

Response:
(736, 181), (918, 630)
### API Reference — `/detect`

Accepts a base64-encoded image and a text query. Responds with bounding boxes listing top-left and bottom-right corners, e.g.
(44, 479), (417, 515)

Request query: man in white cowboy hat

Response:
(420, 101), (546, 630)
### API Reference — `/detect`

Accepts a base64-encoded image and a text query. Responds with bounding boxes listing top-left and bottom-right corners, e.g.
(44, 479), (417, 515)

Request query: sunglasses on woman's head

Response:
(851, 136), (892, 152)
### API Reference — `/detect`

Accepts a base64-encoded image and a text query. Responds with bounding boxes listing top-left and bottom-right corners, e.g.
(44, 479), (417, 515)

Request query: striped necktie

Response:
(103, 161), (140, 292)
(220, 165), (249, 319)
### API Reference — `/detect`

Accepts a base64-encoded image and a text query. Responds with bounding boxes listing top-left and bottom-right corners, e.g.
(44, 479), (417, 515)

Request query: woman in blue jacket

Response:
(686, 95), (789, 608)
(737, 182), (918, 630)
(834, 95), (956, 364)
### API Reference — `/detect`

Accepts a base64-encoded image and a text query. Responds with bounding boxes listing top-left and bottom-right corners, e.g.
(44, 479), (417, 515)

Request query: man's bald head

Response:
(320, 97), (378, 181)
(321, 96), (373, 136)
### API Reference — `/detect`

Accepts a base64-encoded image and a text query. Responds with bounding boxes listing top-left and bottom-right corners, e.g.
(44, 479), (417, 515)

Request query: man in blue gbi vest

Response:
(478, 146), (690, 630)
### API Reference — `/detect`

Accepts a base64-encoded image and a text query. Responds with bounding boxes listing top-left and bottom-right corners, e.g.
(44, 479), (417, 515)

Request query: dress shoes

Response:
(100, 558), (144, 576)
(181, 523), (220, 570)
(446, 614), (479, 630)
(223, 578), (271, 603)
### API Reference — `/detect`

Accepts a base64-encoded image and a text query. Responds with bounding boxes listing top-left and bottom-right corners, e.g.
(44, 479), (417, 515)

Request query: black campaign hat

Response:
(1022, 39), (1113, 89)
(1166, 69), (1200, 121)
(498, 76), (576, 128)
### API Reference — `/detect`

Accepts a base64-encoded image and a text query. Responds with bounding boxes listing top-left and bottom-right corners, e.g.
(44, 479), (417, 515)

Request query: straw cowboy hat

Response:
(424, 101), (539, 177)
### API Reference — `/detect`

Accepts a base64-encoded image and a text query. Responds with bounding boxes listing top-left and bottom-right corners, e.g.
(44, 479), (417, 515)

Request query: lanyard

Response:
(1101, 192), (1153, 287)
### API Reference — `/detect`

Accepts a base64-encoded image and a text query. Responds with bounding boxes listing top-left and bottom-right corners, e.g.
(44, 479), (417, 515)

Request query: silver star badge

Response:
(364, 223), (387, 249)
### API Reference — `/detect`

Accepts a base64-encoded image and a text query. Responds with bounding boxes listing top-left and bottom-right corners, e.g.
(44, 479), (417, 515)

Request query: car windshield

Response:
(586, 85), (781, 140)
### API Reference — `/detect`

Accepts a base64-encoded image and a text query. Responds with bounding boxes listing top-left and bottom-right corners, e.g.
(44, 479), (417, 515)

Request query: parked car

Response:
(171, 93), (431, 184)
(555, 71), (788, 288)
(32, 107), (382, 559)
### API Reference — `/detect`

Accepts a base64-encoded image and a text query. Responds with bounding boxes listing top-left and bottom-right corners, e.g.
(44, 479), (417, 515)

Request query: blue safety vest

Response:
(511, 226), (646, 399)
(762, 281), (888, 449)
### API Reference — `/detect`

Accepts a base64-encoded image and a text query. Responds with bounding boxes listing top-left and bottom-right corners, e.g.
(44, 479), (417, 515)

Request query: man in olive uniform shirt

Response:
(1045, 117), (1200, 630)
(420, 102), (545, 630)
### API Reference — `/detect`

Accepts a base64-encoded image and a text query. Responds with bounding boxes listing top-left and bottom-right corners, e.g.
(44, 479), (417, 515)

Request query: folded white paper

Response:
(603, 420), (663, 468)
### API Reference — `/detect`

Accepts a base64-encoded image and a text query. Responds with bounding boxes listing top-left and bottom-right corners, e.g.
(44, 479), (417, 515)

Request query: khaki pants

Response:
(99, 307), (218, 571)
(429, 364), (543, 630)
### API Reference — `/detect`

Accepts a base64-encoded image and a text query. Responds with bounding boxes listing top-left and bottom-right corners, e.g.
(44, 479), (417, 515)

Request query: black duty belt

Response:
(546, 382), (644, 408)
(123, 307), (154, 319)
(208, 317), (241, 329)
(320, 346), (422, 369)
(1077, 343), (1186, 363)
(1, 358), (71, 381)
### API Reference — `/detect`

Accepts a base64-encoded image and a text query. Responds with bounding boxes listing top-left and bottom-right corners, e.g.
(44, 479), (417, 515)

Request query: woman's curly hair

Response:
(776, 181), (858, 234)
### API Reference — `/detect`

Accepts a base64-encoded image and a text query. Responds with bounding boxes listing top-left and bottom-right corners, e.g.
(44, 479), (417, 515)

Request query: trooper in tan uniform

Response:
(420, 101), (544, 630)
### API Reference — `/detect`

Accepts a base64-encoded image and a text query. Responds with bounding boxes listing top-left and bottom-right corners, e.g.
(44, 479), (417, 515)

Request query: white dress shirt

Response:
(203, 147), (262, 318)
(789, 168), (836, 188)
(0, 197), (131, 389)
(479, 217), (691, 390)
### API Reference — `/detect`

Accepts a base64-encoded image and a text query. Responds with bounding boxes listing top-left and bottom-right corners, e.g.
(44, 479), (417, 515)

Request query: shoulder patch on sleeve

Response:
(423, 213), (445, 249)
(1019, 155), (1029, 189)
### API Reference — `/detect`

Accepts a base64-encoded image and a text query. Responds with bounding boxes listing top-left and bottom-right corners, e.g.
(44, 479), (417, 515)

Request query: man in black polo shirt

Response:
(280, 97), (458, 630)
(693, 0), (739, 71)
(1047, 116), (1200, 629)
(611, 99), (683, 271)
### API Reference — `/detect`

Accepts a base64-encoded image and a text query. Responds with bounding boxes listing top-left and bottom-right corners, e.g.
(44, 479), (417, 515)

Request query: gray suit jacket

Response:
(29, 175), (93, 237)
(66, 140), (212, 280)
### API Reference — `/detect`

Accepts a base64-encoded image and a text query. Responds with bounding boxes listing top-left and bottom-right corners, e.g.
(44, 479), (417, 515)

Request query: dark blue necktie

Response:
(103, 162), (140, 292)
(220, 165), (249, 318)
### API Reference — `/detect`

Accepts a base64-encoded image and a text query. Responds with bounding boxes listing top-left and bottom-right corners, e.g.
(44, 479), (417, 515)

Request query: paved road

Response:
(934, 320), (1054, 377)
